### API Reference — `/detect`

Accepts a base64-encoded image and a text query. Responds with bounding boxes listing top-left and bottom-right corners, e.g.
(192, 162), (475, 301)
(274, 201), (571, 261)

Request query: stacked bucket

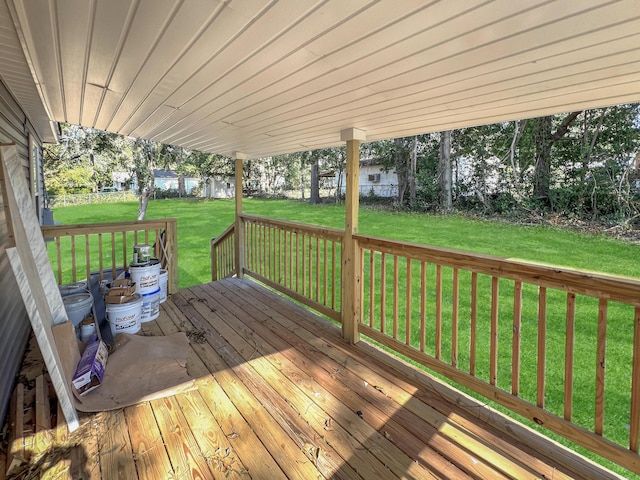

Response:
(60, 281), (97, 342)
(105, 244), (164, 337)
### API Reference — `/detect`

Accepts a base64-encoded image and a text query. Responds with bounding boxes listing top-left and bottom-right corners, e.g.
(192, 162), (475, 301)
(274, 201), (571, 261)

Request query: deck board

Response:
(3, 277), (624, 479)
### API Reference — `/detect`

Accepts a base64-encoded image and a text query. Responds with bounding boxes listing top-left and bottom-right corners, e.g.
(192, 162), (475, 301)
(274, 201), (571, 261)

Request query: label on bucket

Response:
(138, 274), (158, 288)
(115, 313), (138, 330)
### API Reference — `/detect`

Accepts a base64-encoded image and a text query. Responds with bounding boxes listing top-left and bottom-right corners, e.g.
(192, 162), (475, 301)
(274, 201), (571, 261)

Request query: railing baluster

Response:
(267, 226), (272, 279)
(122, 231), (128, 270)
(302, 233), (307, 295)
(323, 239), (328, 306)
(470, 272), (478, 376)
(406, 258), (412, 345)
(55, 236), (62, 284)
(595, 298), (607, 436)
(490, 276), (499, 386)
(278, 228), (282, 284)
(71, 235), (77, 282)
(282, 229), (287, 288)
(393, 255), (399, 340)
(110, 232), (116, 280)
(380, 252), (386, 334)
(295, 232), (300, 294)
(331, 241), (336, 310)
(452, 268), (459, 368)
(630, 307), (640, 452)
(537, 286), (547, 408)
(98, 233), (104, 282)
(315, 237), (320, 302)
(435, 264), (442, 359)
(564, 292), (576, 420)
(512, 281), (523, 396)
(369, 250), (375, 328)
(420, 261), (426, 352)
(85, 234), (90, 282)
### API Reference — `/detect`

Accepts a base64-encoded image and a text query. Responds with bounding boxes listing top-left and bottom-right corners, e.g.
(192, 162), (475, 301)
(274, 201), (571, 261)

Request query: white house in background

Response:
(337, 159), (398, 198)
(204, 176), (236, 199)
(153, 169), (200, 193)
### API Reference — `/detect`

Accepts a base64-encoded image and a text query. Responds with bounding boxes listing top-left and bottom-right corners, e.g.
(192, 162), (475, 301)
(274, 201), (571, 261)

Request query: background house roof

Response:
(2, 0), (640, 157)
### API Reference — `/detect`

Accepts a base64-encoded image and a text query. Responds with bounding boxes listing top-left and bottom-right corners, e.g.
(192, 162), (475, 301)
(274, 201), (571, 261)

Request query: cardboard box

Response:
(108, 280), (136, 297)
(72, 335), (108, 396)
(105, 293), (135, 304)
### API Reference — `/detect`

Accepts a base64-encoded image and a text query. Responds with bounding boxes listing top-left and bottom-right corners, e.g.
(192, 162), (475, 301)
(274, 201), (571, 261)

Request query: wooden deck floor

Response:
(3, 278), (622, 479)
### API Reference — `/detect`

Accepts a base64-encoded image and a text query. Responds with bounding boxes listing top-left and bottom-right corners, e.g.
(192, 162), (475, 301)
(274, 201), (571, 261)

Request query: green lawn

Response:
(51, 198), (640, 477)
(51, 198), (640, 286)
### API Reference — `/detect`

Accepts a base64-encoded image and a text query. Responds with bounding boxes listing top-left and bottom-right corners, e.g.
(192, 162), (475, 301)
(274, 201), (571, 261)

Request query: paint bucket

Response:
(106, 294), (142, 336)
(79, 317), (97, 343)
(59, 281), (88, 297)
(62, 292), (94, 327)
(129, 259), (161, 294)
(140, 288), (161, 323)
(158, 269), (168, 303)
(133, 244), (152, 264)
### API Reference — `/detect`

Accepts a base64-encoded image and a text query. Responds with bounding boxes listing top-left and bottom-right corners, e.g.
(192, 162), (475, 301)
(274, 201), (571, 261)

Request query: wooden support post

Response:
(167, 219), (178, 294)
(341, 128), (366, 344)
(234, 153), (246, 278)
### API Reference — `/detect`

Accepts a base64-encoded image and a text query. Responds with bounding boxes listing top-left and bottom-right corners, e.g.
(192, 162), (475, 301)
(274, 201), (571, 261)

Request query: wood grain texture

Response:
(124, 402), (173, 480)
(1, 145), (79, 430)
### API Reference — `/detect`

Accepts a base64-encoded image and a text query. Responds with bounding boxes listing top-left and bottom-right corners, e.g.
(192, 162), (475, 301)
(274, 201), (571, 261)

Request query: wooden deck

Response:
(3, 277), (622, 479)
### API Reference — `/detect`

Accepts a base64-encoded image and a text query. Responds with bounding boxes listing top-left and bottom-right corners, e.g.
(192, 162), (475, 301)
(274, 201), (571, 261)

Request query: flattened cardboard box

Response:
(72, 334), (108, 396)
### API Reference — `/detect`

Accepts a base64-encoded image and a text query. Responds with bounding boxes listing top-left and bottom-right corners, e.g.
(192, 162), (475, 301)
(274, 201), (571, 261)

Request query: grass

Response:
(51, 198), (640, 477)
(51, 198), (639, 285)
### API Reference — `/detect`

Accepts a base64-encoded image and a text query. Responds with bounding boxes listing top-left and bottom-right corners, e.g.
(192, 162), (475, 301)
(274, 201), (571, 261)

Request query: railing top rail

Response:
(356, 233), (640, 306)
(41, 218), (177, 236)
(240, 213), (344, 240)
(211, 223), (235, 246)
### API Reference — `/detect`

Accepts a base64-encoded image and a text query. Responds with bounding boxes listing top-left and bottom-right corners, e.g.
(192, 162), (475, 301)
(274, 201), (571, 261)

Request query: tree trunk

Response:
(394, 138), (408, 205)
(137, 187), (151, 220)
(178, 174), (186, 197)
(533, 116), (553, 201)
(310, 160), (320, 204)
(439, 130), (453, 210)
(533, 111), (581, 203)
(409, 136), (417, 204)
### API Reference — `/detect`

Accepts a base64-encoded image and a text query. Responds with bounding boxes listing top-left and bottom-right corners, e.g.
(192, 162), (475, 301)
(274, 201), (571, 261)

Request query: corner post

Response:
(341, 128), (366, 344)
(234, 153), (246, 278)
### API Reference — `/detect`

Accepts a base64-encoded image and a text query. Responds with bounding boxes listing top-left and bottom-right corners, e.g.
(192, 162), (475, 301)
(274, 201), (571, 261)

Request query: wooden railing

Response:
(211, 223), (236, 281)
(240, 214), (343, 322)
(356, 233), (640, 475)
(211, 214), (640, 473)
(41, 218), (178, 294)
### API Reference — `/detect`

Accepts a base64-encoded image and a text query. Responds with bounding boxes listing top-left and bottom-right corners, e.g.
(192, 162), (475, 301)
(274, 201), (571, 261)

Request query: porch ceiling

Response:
(3, 0), (640, 157)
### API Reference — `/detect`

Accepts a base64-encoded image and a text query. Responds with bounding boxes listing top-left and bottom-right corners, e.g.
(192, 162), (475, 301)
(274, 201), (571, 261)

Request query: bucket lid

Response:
(106, 293), (142, 308)
(129, 258), (160, 268)
(62, 292), (92, 306)
(59, 281), (87, 295)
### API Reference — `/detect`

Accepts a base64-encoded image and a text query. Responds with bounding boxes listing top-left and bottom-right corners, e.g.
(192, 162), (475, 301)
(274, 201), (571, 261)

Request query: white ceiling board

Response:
(4, 0), (640, 157)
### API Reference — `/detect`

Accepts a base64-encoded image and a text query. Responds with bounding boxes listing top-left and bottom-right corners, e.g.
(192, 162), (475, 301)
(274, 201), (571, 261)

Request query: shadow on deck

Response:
(2, 278), (622, 479)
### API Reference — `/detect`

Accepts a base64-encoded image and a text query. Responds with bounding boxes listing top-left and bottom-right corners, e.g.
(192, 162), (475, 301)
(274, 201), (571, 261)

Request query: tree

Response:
(131, 138), (174, 220)
(438, 131), (453, 210)
(44, 123), (124, 195)
(532, 111), (582, 203)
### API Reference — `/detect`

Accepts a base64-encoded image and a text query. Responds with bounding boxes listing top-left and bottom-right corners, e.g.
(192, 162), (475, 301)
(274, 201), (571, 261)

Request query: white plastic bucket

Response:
(59, 281), (88, 297)
(129, 259), (161, 294)
(106, 294), (142, 336)
(158, 269), (168, 303)
(140, 288), (161, 323)
(62, 292), (94, 327)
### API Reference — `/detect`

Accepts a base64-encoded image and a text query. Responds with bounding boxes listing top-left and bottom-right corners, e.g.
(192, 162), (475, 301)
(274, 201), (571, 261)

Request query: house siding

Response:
(0, 76), (37, 426)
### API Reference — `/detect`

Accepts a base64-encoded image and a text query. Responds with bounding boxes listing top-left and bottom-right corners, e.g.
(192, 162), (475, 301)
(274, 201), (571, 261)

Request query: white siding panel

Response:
(0, 78), (31, 426)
